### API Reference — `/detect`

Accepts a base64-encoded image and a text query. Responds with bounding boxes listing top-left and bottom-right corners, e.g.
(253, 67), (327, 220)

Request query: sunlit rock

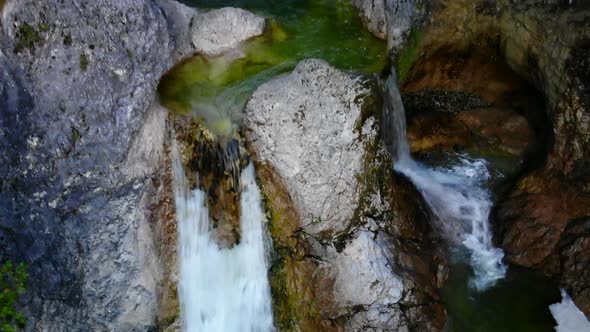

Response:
(191, 7), (265, 57)
(246, 59), (375, 237)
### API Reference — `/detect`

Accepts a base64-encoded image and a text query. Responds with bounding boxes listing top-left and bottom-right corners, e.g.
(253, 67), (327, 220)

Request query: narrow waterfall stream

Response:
(172, 147), (274, 332)
(385, 74), (507, 290)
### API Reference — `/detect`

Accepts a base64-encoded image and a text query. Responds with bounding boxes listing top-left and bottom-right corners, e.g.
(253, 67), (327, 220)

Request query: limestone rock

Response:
(351, 0), (388, 39)
(351, 0), (430, 51)
(190, 7), (265, 56)
(246, 59), (446, 331)
(245, 59), (376, 238)
(157, 0), (199, 61)
(0, 0), (175, 330)
(322, 231), (406, 330)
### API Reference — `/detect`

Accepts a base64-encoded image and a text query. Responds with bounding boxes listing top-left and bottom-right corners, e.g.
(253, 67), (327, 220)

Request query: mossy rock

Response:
(14, 23), (44, 53)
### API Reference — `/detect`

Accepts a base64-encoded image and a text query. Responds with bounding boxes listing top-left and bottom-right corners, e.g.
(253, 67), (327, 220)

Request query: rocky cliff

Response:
(0, 1), (282, 330)
(0, 0), (177, 330)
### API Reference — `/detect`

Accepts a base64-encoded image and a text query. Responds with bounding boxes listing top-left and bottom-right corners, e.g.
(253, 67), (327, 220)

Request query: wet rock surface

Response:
(400, 51), (539, 162)
(558, 217), (590, 316)
(246, 59), (445, 331)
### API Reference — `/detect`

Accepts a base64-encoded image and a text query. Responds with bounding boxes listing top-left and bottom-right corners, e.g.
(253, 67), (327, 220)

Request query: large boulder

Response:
(246, 59), (376, 238)
(190, 7), (266, 56)
(245, 59), (445, 331)
(0, 0), (178, 330)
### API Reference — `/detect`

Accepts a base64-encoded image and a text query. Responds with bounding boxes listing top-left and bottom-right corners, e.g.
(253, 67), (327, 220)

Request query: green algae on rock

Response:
(158, 0), (387, 138)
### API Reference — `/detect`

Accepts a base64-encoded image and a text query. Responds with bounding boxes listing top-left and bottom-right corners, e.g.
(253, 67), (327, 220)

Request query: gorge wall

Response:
(0, 0), (186, 330)
(352, 0), (590, 319)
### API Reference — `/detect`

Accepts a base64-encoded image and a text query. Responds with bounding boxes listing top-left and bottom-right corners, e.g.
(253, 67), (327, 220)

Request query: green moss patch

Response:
(14, 23), (44, 53)
(396, 28), (423, 83)
(79, 53), (89, 71)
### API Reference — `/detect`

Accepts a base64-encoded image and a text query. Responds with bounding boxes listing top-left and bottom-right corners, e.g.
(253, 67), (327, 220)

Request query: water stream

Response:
(172, 146), (274, 332)
(161, 0), (387, 137)
(384, 72), (590, 331)
(385, 73), (507, 290)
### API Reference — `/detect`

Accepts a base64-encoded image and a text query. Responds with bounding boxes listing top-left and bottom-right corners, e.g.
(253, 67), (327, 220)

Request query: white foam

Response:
(550, 290), (590, 332)
(172, 145), (274, 332)
(384, 72), (506, 290)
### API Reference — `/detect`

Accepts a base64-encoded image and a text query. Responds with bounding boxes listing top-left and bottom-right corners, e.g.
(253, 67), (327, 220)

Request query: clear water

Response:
(442, 251), (560, 332)
(172, 146), (274, 332)
(158, 0), (387, 137)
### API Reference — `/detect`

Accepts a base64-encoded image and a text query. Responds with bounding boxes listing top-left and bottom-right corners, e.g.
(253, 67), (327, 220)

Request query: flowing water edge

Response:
(385, 73), (507, 291)
(173, 144), (274, 332)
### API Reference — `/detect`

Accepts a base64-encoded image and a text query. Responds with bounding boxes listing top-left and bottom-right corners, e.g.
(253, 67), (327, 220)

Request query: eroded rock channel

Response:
(1, 0), (590, 331)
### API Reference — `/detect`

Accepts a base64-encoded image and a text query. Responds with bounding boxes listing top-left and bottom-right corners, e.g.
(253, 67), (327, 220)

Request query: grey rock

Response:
(246, 59), (442, 330)
(351, 0), (388, 39)
(322, 231), (408, 331)
(190, 7), (266, 57)
(351, 0), (429, 51)
(245, 59), (376, 238)
(0, 0), (176, 330)
(327, 231), (404, 310)
(157, 0), (199, 61)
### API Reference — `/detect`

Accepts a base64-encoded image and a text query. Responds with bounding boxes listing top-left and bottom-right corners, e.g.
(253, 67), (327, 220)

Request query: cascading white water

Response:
(384, 73), (507, 290)
(172, 146), (275, 332)
(550, 290), (590, 332)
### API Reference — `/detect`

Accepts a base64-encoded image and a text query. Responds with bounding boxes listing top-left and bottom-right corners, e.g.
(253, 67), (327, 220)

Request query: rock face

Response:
(190, 7), (266, 56)
(351, 0), (430, 51)
(0, 0), (181, 330)
(400, 50), (541, 166)
(246, 59), (445, 331)
(157, 0), (199, 61)
(351, 0), (388, 39)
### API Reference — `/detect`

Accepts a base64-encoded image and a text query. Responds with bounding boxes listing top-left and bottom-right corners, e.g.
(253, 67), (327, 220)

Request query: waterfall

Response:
(550, 290), (590, 332)
(172, 146), (275, 332)
(384, 73), (507, 290)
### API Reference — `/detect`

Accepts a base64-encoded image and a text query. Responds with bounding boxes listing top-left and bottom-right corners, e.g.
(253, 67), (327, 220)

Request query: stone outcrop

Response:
(0, 0), (176, 330)
(351, 0), (430, 51)
(0, 0), (279, 329)
(190, 7), (266, 57)
(157, 0), (199, 61)
(400, 50), (541, 175)
(245, 59), (446, 331)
